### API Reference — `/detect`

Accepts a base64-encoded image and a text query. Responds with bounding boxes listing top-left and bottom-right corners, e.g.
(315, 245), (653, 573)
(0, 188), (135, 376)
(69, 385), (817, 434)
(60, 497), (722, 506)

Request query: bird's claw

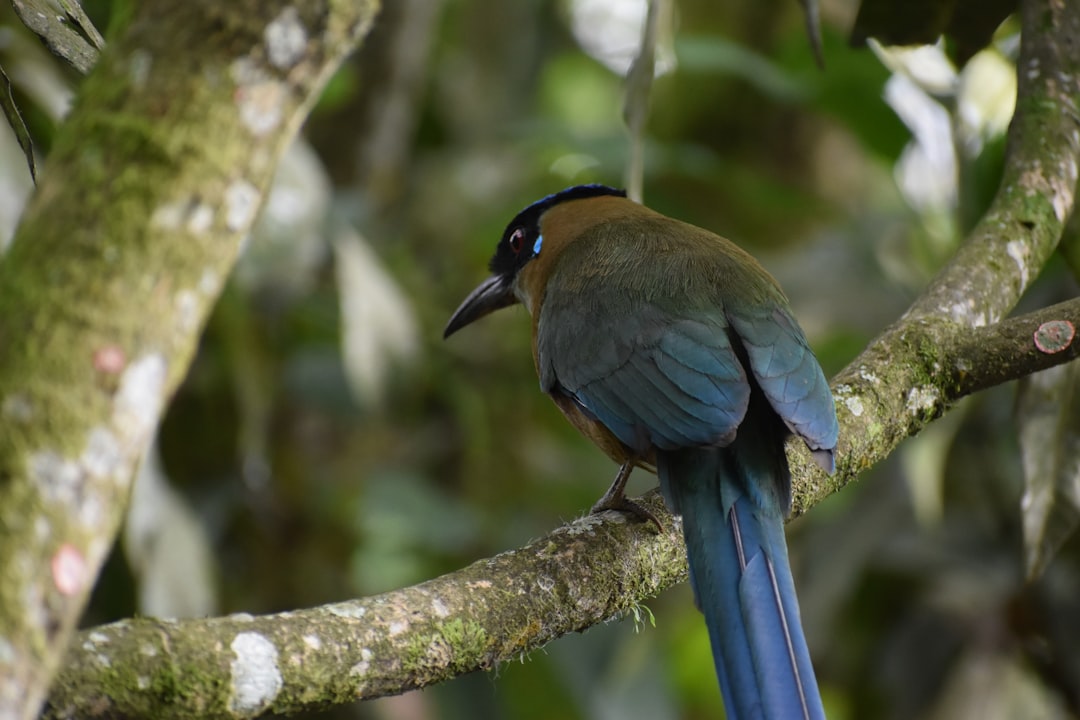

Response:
(590, 493), (664, 532)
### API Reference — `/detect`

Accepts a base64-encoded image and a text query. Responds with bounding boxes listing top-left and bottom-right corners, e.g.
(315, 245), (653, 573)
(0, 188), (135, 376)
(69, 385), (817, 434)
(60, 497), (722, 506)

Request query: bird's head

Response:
(444, 184), (626, 338)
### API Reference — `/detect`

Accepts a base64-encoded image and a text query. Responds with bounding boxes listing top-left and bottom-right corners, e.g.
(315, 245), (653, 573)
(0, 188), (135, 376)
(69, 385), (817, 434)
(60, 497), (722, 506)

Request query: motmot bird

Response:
(445, 184), (839, 720)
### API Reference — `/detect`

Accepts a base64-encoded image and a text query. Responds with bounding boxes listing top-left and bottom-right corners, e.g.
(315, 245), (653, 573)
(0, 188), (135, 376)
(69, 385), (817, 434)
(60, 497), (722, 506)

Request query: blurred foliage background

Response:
(2, 0), (1080, 718)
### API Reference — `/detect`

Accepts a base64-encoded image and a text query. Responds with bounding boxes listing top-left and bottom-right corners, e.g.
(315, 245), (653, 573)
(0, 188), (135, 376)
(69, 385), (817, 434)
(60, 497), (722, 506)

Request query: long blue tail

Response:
(658, 446), (824, 720)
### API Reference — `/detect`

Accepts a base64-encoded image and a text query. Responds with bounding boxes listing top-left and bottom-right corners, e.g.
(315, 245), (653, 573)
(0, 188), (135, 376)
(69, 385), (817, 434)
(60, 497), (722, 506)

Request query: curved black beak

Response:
(444, 275), (517, 338)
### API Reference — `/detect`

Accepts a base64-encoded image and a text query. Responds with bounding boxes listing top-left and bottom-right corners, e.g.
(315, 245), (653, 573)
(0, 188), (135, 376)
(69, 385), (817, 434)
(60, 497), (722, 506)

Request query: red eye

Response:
(508, 228), (525, 254)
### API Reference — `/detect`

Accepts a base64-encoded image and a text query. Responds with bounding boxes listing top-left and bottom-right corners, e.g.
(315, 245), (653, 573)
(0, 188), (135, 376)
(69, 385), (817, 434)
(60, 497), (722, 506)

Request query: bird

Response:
(444, 184), (839, 719)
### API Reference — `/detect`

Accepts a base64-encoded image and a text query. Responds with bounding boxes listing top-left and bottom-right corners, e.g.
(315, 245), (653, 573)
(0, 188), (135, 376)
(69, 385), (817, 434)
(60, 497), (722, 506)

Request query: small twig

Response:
(10, 0), (99, 74)
(796, 0), (825, 69)
(57, 0), (106, 51)
(0, 62), (35, 183)
(622, 0), (666, 204)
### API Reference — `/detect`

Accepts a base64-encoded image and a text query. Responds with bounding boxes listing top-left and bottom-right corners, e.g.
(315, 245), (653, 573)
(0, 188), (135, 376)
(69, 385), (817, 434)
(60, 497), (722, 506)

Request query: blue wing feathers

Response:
(728, 310), (838, 455)
(579, 352), (731, 451)
(546, 305), (753, 453)
(601, 366), (686, 448)
(653, 351), (729, 406)
(572, 380), (643, 451)
(628, 354), (732, 446)
(541, 289), (837, 463)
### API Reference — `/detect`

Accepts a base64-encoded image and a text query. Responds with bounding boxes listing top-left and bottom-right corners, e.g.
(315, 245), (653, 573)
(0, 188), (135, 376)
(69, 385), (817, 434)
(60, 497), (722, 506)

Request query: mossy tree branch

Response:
(799, 0), (1080, 511)
(48, 499), (689, 719)
(0, 2), (379, 719)
(21, 0), (1080, 717)
(43, 294), (1080, 719)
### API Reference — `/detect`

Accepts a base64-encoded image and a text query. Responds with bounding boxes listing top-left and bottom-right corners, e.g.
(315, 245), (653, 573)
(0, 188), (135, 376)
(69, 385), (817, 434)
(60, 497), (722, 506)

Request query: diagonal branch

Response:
(10, 0), (100, 74)
(45, 291), (1080, 718)
(49, 496), (688, 719)
(791, 0), (1080, 514)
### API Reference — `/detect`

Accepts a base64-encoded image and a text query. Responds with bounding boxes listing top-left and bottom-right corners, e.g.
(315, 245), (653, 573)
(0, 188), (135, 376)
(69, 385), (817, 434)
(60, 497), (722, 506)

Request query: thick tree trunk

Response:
(0, 3), (379, 719)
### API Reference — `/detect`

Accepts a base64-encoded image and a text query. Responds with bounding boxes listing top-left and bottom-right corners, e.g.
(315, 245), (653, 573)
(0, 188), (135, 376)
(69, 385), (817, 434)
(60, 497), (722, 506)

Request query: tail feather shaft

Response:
(660, 448), (824, 720)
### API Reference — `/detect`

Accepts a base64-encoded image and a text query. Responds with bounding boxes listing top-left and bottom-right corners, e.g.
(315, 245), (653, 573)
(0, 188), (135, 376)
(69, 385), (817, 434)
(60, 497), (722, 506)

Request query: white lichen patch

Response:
(844, 395), (864, 417)
(129, 49), (152, 88)
(1006, 240), (1030, 288)
(32, 426), (126, 522)
(946, 298), (988, 328)
(152, 196), (216, 235)
(187, 202), (215, 235)
(225, 180), (261, 232)
(114, 354), (167, 446)
(230, 57), (284, 136)
(431, 598), (450, 618)
(229, 612), (256, 622)
(229, 55), (262, 86)
(327, 604), (366, 620)
(229, 632), (283, 714)
(29, 450), (81, 505)
(905, 386), (940, 415)
(349, 648), (373, 677)
(23, 583), (46, 632)
(302, 634), (321, 650)
(0, 637), (13, 664)
(137, 675), (150, 690)
(90, 650), (112, 668)
(265, 7), (307, 70)
(388, 620), (409, 636)
(565, 513), (605, 535)
(858, 367), (879, 384)
(77, 488), (106, 530)
(2, 393), (33, 422)
(1050, 155), (1077, 222)
(150, 200), (187, 230)
(199, 269), (221, 296)
(944, 296), (981, 325)
(140, 642), (158, 657)
(81, 427), (122, 480)
(174, 289), (201, 334)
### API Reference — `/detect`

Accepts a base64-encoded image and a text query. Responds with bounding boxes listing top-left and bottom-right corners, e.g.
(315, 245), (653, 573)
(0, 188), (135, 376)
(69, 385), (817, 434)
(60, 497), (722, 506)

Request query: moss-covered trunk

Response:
(0, 3), (378, 718)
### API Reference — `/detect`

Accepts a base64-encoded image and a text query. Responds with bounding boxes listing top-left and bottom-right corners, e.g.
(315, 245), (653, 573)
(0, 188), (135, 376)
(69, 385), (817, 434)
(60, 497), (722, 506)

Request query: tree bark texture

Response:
(0, 2), (379, 719)
(43, 298), (1080, 720)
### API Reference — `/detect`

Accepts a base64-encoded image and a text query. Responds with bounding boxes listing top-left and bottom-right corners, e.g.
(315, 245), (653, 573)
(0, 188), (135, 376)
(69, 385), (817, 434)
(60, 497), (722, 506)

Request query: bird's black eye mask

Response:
(488, 184), (626, 280)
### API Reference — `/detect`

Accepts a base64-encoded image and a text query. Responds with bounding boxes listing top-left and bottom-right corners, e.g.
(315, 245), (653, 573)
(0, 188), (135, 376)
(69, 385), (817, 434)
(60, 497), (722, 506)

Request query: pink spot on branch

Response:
(1034, 320), (1075, 354)
(52, 544), (87, 596)
(93, 345), (126, 374)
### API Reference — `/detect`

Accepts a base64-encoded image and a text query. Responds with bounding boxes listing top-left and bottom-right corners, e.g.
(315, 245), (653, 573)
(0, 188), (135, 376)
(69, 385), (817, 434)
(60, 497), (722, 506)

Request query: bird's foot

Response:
(590, 462), (664, 532)
(590, 493), (664, 532)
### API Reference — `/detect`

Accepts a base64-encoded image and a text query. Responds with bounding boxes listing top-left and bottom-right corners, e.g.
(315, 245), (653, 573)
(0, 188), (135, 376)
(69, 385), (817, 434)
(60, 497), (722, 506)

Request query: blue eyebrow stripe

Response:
(533, 234), (543, 254)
